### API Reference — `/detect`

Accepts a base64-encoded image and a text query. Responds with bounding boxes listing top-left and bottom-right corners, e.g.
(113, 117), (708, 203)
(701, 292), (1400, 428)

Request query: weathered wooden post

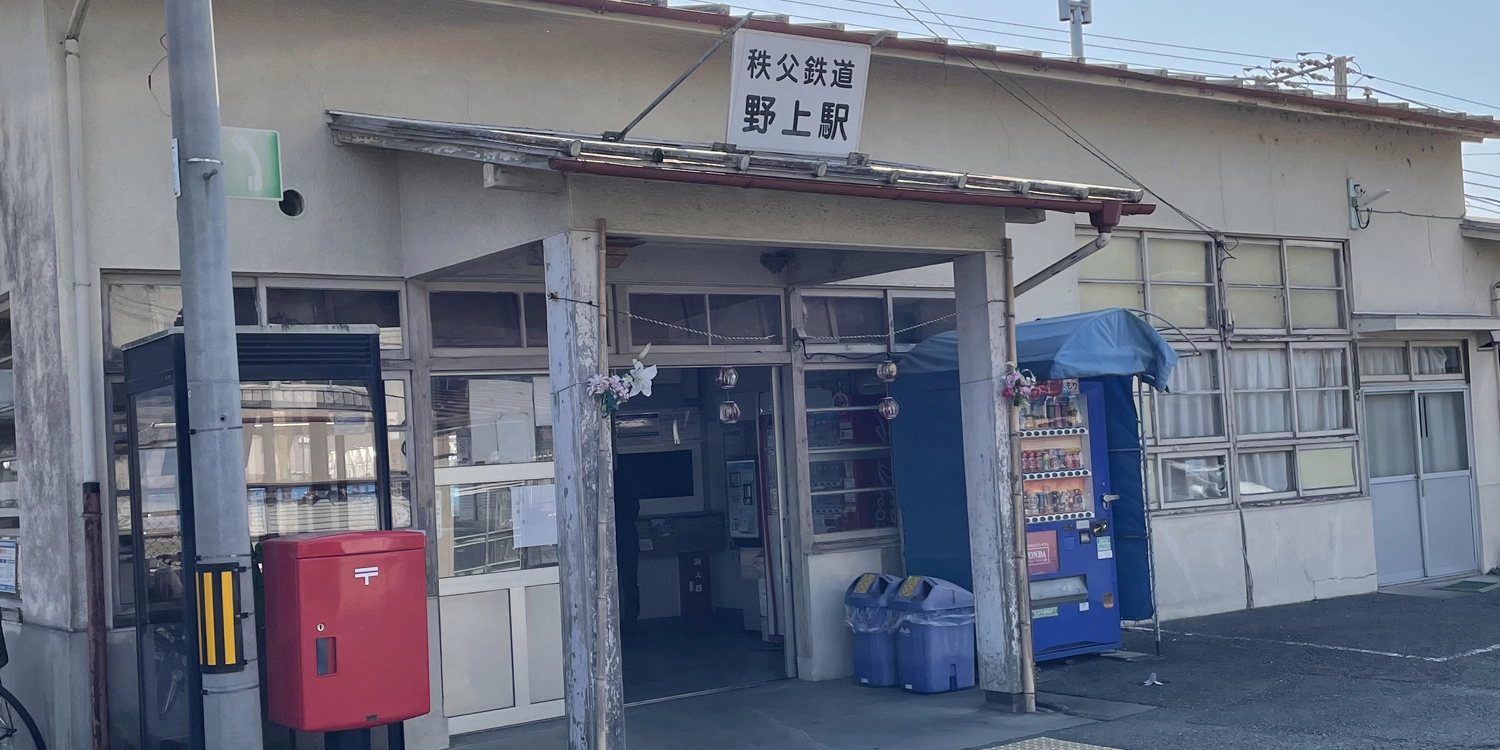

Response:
(544, 229), (626, 750)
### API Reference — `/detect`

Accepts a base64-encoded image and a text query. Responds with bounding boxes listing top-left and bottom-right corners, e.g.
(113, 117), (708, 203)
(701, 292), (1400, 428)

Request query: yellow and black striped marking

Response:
(197, 563), (246, 673)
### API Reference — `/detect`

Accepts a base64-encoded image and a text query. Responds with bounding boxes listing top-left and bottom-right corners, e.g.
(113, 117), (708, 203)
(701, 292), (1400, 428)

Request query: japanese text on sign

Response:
(728, 29), (871, 157)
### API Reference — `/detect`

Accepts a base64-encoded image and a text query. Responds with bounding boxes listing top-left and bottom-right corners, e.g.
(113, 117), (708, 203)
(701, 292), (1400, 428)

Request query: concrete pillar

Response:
(543, 230), (625, 750)
(952, 248), (1024, 706)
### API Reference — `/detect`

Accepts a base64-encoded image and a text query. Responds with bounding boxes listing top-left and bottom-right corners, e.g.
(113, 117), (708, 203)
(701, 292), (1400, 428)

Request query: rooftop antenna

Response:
(1058, 0), (1092, 62)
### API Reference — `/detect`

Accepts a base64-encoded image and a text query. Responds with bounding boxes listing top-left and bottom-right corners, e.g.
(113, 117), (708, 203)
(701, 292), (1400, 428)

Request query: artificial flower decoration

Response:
(1001, 362), (1038, 409)
(586, 344), (658, 415)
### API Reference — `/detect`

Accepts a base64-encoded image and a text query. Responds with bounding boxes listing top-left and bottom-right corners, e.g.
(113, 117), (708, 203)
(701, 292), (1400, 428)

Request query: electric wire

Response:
(1463, 168), (1500, 181)
(1361, 75), (1500, 113)
(882, 0), (1225, 243)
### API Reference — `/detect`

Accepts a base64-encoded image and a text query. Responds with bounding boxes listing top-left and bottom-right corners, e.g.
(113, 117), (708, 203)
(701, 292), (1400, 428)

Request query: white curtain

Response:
(1359, 346), (1406, 376)
(1160, 353), (1222, 438)
(1232, 349), (1290, 434)
(1415, 346), (1459, 376)
(1420, 392), (1470, 473)
(1239, 451), (1292, 494)
(1364, 393), (1416, 478)
(1294, 350), (1348, 431)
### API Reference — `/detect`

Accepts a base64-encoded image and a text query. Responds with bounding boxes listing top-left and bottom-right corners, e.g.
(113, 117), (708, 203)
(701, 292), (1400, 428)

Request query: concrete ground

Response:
(1039, 580), (1500, 750)
(456, 580), (1500, 750)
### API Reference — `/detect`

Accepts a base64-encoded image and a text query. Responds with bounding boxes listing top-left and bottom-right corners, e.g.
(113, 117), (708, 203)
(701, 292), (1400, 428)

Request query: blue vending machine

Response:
(1018, 378), (1122, 660)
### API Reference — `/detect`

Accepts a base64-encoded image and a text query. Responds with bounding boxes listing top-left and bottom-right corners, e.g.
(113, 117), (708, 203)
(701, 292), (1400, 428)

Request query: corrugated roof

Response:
(326, 111), (1156, 223)
(501, 0), (1500, 139)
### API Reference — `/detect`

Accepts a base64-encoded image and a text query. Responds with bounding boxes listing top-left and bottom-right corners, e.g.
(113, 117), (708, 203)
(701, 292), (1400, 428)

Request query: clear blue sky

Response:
(727, 0), (1500, 215)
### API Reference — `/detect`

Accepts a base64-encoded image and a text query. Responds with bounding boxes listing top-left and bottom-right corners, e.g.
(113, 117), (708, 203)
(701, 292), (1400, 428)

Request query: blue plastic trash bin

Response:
(889, 576), (976, 694)
(845, 573), (901, 687)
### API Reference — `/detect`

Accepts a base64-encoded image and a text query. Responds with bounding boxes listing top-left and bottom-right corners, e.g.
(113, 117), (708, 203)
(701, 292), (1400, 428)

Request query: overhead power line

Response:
(1362, 75), (1500, 113)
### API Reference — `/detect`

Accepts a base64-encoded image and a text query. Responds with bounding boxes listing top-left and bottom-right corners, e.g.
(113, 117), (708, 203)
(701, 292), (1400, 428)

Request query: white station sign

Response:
(727, 29), (871, 157)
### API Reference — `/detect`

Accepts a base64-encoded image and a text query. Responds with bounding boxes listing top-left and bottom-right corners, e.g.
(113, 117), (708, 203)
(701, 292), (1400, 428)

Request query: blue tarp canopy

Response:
(891, 308), (1177, 622)
(900, 308), (1179, 388)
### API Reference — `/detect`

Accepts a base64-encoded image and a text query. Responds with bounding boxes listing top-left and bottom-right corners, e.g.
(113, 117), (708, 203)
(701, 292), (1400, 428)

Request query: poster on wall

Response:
(725, 459), (760, 540)
(512, 484), (558, 549)
(0, 539), (17, 594)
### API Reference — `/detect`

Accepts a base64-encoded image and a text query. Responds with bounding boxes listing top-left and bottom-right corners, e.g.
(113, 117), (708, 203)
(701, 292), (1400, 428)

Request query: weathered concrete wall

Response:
(0, 0), (92, 747)
(1241, 499), (1378, 608)
(1150, 511), (1249, 620)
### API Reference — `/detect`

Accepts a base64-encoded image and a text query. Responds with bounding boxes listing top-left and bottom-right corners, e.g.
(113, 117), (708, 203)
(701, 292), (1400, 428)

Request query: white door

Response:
(1366, 389), (1479, 585)
(435, 461), (565, 734)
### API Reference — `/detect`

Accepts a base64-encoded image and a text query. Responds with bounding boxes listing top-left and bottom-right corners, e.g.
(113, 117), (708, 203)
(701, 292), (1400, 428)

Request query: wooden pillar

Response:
(544, 230), (625, 750)
(952, 248), (1025, 709)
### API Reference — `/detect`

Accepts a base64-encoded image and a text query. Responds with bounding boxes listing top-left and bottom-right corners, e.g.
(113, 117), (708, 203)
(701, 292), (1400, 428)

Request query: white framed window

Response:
(1156, 451), (1230, 507)
(1229, 344), (1352, 439)
(1222, 243), (1286, 330)
(1357, 341), (1466, 383)
(1286, 244), (1346, 330)
(1145, 236), (1215, 330)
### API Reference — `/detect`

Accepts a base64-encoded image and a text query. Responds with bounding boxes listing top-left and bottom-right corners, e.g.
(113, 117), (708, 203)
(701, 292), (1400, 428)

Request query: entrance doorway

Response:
(1366, 388), (1480, 584)
(613, 366), (793, 704)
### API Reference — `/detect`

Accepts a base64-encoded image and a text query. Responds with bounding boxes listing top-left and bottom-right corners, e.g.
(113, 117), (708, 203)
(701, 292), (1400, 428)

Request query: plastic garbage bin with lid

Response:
(889, 575), (976, 694)
(845, 572), (901, 687)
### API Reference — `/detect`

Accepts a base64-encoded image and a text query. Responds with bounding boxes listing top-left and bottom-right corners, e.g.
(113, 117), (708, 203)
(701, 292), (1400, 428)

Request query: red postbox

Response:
(263, 530), (430, 732)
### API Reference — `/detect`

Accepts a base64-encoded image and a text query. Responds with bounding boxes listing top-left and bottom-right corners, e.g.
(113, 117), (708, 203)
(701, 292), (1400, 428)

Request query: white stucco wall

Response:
(1241, 499), (1378, 608)
(1149, 511), (1249, 620)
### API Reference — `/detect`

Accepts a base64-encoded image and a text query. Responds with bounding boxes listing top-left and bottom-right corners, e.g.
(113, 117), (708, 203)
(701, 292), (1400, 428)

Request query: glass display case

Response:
(1020, 379), (1096, 523)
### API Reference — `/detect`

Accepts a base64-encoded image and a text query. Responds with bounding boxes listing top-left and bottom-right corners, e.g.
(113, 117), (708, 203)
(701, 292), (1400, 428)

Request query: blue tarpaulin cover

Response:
(892, 308), (1177, 622)
(900, 308), (1178, 387)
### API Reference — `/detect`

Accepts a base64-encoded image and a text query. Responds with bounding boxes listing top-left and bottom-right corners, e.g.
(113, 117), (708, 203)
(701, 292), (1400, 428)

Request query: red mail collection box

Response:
(263, 530), (430, 732)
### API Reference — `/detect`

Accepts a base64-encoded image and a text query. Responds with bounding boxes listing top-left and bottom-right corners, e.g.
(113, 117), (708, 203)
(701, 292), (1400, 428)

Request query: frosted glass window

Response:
(1291, 290), (1343, 329)
(1079, 283), (1143, 313)
(1359, 346), (1408, 377)
(1150, 285), (1212, 329)
(1287, 246), (1339, 286)
(1298, 446), (1356, 490)
(1077, 235), (1142, 280)
(1148, 238), (1209, 282)
(1365, 393), (1416, 478)
(1227, 288), (1286, 329)
(1222, 245), (1282, 284)
(1420, 392), (1469, 473)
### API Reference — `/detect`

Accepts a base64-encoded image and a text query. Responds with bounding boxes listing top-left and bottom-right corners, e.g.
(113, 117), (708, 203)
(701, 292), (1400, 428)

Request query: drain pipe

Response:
(64, 2), (107, 746)
(1014, 200), (1123, 297)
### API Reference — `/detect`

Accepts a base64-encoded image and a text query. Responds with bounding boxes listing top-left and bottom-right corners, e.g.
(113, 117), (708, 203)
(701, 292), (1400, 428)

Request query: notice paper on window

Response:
(512, 484), (558, 548)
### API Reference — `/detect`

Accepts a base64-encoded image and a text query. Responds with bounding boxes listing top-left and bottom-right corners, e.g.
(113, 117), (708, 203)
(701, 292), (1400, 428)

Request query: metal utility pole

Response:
(162, 0), (263, 749)
(1058, 0), (1093, 62)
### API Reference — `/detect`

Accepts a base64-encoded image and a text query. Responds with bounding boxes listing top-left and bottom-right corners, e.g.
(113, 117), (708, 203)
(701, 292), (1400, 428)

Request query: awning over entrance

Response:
(325, 111), (1155, 229)
(901, 308), (1179, 389)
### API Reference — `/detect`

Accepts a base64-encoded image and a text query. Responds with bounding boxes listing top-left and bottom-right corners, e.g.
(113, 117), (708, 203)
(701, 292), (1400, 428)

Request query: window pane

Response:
(892, 297), (957, 345)
(1299, 446), (1356, 490)
(233, 287), (259, 326)
(810, 454), (893, 493)
(1232, 349), (1291, 435)
(1297, 390), (1349, 431)
(1222, 244), (1281, 285)
(1079, 282), (1143, 313)
(1420, 391), (1469, 473)
(709, 294), (783, 344)
(1414, 346), (1462, 376)
(1147, 238), (1209, 283)
(109, 283), (183, 351)
(629, 294), (708, 346)
(1290, 289), (1342, 329)
(523, 293), (549, 348)
(441, 479), (557, 577)
(1159, 351), (1222, 438)
(266, 288), (403, 349)
(429, 291), (522, 348)
(802, 296), (886, 342)
(1077, 235), (1141, 280)
(1287, 246), (1339, 286)
(1359, 346), (1408, 377)
(1227, 288), (1285, 328)
(811, 490), (896, 534)
(1162, 455), (1228, 503)
(1150, 285), (1212, 328)
(805, 370), (886, 409)
(1365, 393), (1416, 477)
(1239, 451), (1294, 495)
(432, 375), (552, 467)
(1294, 349), (1348, 388)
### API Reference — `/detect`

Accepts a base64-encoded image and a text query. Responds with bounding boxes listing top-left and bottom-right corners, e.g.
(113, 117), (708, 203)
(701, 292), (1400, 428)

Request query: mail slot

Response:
(263, 530), (430, 732)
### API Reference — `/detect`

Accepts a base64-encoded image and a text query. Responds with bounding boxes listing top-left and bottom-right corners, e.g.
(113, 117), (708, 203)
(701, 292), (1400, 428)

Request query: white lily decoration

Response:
(625, 344), (657, 398)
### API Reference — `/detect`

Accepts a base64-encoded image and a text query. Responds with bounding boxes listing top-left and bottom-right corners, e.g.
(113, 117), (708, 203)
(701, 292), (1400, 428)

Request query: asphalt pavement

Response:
(1036, 581), (1500, 750)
